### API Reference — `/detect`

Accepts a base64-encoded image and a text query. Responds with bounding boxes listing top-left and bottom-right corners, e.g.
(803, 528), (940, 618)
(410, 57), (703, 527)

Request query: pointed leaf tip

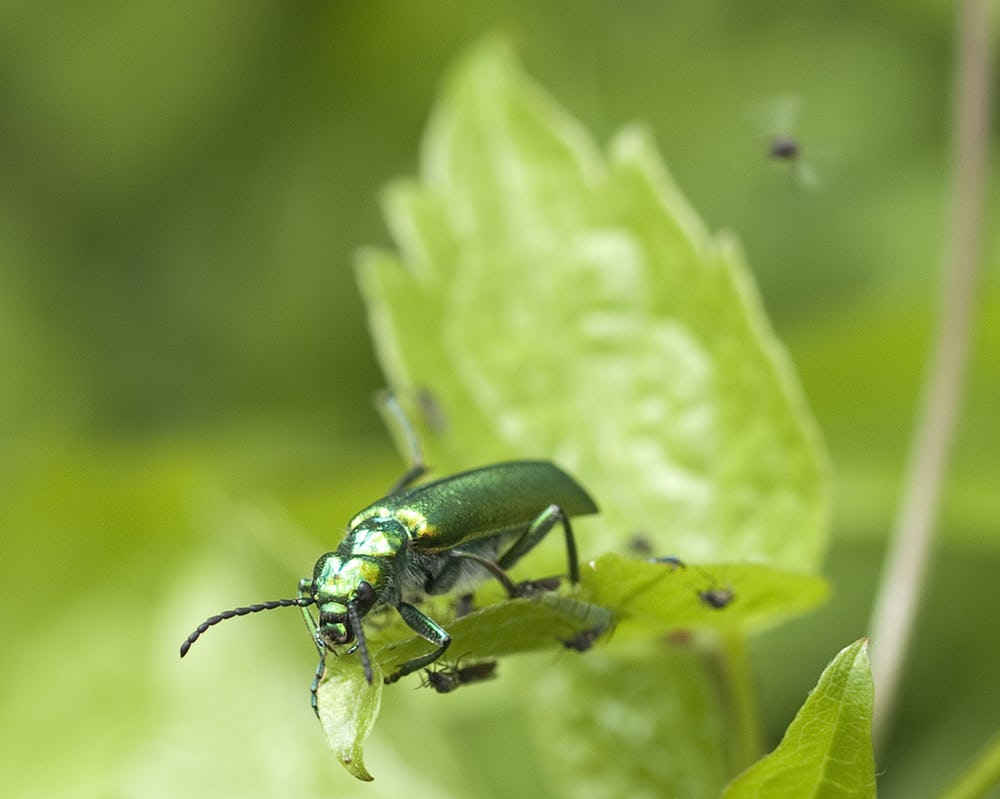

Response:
(317, 658), (383, 781)
(723, 639), (876, 798)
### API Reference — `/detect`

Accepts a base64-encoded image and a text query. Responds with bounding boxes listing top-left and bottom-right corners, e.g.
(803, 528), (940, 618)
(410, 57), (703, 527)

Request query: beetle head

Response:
(311, 554), (384, 682)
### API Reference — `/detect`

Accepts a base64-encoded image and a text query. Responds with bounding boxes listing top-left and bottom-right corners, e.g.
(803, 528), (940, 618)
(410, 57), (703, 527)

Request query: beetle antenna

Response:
(180, 597), (315, 657)
(348, 602), (373, 683)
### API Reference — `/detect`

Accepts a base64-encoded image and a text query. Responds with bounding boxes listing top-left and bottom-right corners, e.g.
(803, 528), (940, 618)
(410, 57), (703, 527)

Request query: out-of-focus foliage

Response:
(2, 2), (998, 798)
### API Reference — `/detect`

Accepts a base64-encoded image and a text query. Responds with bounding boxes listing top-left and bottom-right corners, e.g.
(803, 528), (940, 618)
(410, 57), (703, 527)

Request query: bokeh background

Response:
(2, 2), (998, 797)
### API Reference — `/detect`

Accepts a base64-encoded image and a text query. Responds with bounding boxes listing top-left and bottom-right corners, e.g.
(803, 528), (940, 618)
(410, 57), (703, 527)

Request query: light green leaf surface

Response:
(531, 642), (735, 799)
(583, 553), (829, 634)
(722, 638), (877, 799)
(318, 590), (613, 779)
(376, 594), (613, 676)
(358, 37), (829, 573)
(317, 658), (384, 781)
(318, 551), (828, 780)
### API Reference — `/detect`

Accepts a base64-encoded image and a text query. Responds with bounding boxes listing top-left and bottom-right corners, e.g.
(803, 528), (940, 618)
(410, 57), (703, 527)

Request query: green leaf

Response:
(530, 642), (735, 799)
(316, 658), (383, 781)
(722, 638), (877, 799)
(583, 553), (829, 635)
(357, 37), (829, 574)
(316, 589), (613, 780)
(376, 593), (613, 677)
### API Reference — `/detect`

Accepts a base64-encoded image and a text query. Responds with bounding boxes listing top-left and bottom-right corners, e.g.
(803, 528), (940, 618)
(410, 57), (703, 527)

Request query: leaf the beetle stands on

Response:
(348, 37), (830, 784)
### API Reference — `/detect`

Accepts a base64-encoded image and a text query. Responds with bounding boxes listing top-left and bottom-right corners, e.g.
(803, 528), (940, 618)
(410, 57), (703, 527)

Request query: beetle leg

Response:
(385, 602), (451, 683)
(298, 578), (329, 659)
(297, 578), (329, 718)
(297, 579), (320, 641)
(310, 648), (326, 719)
(497, 504), (581, 583)
(376, 390), (428, 494)
(449, 550), (520, 598)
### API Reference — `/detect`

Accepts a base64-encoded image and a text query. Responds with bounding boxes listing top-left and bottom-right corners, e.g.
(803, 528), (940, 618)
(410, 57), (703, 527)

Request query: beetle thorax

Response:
(343, 511), (416, 554)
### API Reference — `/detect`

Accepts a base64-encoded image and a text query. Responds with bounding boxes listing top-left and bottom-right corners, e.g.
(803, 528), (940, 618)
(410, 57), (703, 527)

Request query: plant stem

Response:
(718, 631), (761, 773)
(868, 0), (994, 750)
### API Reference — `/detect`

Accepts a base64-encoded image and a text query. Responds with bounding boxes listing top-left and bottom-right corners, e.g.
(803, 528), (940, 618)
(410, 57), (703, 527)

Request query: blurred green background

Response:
(2, 2), (998, 797)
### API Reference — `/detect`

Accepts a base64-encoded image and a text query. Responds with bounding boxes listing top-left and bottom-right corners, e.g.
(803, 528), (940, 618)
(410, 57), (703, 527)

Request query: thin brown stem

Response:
(868, 0), (994, 751)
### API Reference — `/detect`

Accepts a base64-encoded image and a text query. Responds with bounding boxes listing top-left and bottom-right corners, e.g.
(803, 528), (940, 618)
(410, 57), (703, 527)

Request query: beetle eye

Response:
(355, 581), (376, 608)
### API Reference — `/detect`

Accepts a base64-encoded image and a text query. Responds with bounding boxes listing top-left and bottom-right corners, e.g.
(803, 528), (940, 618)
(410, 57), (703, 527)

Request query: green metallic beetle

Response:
(180, 401), (598, 715)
